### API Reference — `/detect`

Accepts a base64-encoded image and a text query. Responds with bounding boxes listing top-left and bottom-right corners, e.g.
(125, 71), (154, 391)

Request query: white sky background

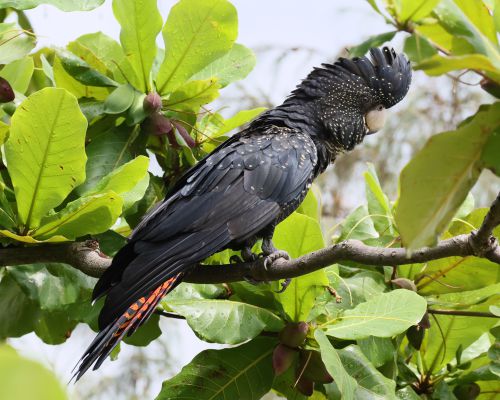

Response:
(9, 1), (400, 398)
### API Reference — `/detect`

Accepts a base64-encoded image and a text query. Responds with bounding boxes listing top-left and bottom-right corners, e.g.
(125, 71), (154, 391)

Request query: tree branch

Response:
(427, 309), (498, 318)
(1, 193), (499, 284)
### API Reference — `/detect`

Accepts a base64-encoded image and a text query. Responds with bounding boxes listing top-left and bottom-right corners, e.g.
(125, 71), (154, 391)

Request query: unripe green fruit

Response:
(0, 77), (14, 103)
(143, 92), (162, 114)
(301, 350), (333, 384)
(453, 383), (480, 400)
(279, 322), (309, 348)
(272, 344), (296, 376)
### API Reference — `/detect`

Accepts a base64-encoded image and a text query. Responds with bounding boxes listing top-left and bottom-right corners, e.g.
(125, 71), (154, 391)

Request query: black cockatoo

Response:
(74, 46), (411, 379)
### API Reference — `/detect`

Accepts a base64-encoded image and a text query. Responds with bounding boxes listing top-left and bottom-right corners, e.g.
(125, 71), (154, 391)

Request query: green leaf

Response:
(416, 256), (500, 295)
(434, 0), (500, 69)
(426, 284), (500, 309)
(8, 263), (95, 312)
(5, 87), (88, 230)
(273, 212), (329, 321)
(452, 0), (498, 45)
(296, 187), (321, 220)
(156, 337), (276, 400)
(0, 275), (38, 338)
(398, 0), (441, 22)
(0, 57), (34, 94)
(395, 103), (500, 250)
(0, 23), (36, 64)
(0, 0), (103, 11)
(112, 0), (162, 92)
(0, 345), (67, 400)
(34, 192), (123, 240)
(415, 53), (500, 76)
(190, 43), (256, 87)
(0, 229), (68, 243)
(156, 0), (238, 94)
(349, 31), (397, 58)
(337, 204), (378, 242)
(164, 78), (220, 112)
(423, 304), (498, 373)
(403, 35), (438, 64)
(315, 330), (358, 400)
(324, 289), (427, 340)
(58, 50), (118, 88)
(166, 299), (284, 344)
(337, 345), (397, 399)
(358, 336), (395, 368)
(86, 155), (150, 210)
(74, 32), (140, 87)
(76, 124), (142, 196)
(103, 84), (137, 114)
(53, 56), (109, 100)
(215, 107), (266, 136)
(123, 314), (161, 346)
(481, 127), (500, 176)
(364, 163), (394, 235)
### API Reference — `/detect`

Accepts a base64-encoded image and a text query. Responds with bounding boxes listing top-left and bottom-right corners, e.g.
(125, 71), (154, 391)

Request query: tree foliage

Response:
(0, 0), (498, 399)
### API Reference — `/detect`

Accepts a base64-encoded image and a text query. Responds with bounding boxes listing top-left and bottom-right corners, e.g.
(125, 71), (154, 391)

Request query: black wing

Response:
(95, 127), (318, 328)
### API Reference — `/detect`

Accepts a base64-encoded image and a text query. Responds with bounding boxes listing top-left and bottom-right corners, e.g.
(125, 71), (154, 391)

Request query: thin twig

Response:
(428, 309), (498, 319)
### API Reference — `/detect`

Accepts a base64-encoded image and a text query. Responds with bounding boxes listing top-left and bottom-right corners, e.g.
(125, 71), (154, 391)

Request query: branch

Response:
(1, 193), (499, 284)
(0, 240), (111, 278)
(427, 309), (498, 318)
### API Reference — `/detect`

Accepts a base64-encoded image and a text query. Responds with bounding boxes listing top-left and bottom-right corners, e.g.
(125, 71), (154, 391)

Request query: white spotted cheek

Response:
(365, 108), (386, 133)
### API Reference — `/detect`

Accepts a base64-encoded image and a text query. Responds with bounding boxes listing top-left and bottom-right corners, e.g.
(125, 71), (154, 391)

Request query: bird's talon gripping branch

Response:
(263, 250), (290, 270)
(275, 278), (292, 293)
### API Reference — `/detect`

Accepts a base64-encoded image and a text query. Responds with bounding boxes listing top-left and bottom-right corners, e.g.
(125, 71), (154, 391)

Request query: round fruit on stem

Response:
(0, 77), (15, 103)
(143, 92), (162, 114)
(279, 322), (309, 348)
(272, 344), (296, 376)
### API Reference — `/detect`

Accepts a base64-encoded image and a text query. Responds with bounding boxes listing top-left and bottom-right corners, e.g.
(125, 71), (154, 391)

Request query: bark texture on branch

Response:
(0, 193), (499, 283)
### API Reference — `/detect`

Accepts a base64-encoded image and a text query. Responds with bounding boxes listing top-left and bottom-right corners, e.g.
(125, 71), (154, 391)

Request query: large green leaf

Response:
(214, 107), (266, 136)
(190, 43), (256, 87)
(34, 192), (123, 240)
(0, 345), (67, 400)
(83, 155), (150, 209)
(395, 103), (500, 250)
(337, 204), (379, 242)
(58, 50), (118, 88)
(7, 263), (95, 312)
(423, 304), (499, 373)
(166, 299), (284, 344)
(112, 0), (162, 92)
(74, 32), (140, 87)
(156, 337), (276, 400)
(398, 0), (441, 22)
(337, 345), (397, 399)
(0, 0), (103, 11)
(76, 124), (141, 196)
(0, 57), (34, 94)
(315, 330), (358, 400)
(403, 34), (437, 64)
(164, 78), (220, 112)
(273, 212), (329, 321)
(5, 87), (88, 230)
(415, 54), (500, 77)
(324, 289), (427, 340)
(156, 0), (238, 94)
(53, 56), (109, 100)
(364, 163), (394, 236)
(0, 23), (35, 64)
(433, 0), (500, 69)
(482, 127), (500, 176)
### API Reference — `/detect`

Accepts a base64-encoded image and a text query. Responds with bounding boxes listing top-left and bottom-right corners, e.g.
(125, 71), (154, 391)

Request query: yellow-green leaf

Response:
(35, 192), (123, 240)
(112, 0), (162, 92)
(5, 87), (88, 230)
(395, 103), (500, 250)
(156, 0), (238, 94)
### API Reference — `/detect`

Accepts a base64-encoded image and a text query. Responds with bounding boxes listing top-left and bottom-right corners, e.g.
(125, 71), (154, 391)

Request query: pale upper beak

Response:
(364, 107), (386, 135)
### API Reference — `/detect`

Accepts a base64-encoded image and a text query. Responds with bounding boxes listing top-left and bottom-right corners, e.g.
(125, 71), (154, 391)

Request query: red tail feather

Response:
(73, 273), (183, 381)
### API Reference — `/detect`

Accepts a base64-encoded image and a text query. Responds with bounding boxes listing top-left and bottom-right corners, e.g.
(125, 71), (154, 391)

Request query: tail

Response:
(72, 273), (183, 381)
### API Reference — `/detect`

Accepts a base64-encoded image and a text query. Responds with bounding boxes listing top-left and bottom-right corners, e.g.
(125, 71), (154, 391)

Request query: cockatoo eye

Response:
(364, 105), (386, 135)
